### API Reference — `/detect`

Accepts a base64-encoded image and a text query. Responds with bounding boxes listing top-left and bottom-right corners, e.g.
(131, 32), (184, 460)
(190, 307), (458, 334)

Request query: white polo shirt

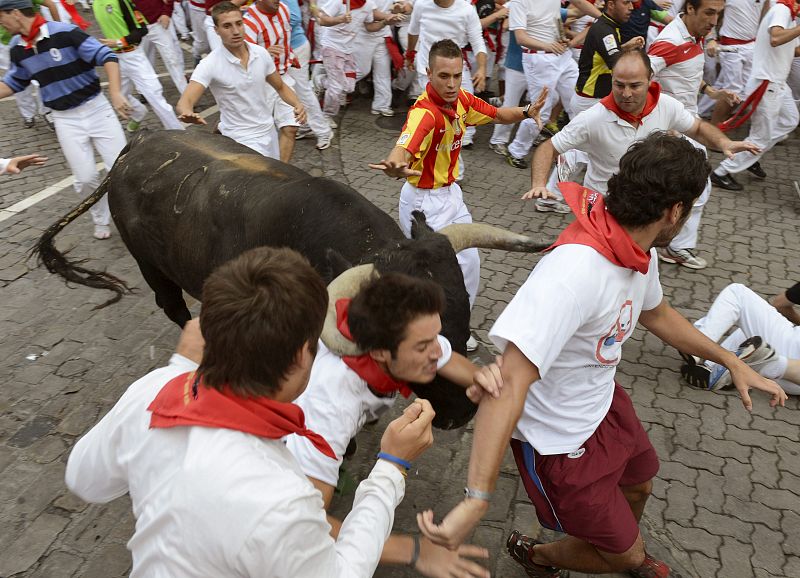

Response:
(648, 16), (705, 114)
(750, 3), (798, 84)
(318, 0), (376, 54)
(550, 93), (696, 194)
(287, 337), (452, 486)
(407, 0), (485, 72)
(718, 0), (761, 42)
(489, 245), (663, 455)
(65, 354), (406, 577)
(190, 42), (277, 140)
(507, 0), (561, 44)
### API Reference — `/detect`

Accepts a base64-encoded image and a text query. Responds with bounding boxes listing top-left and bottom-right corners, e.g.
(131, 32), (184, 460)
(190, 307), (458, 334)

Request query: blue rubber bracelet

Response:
(377, 452), (412, 471)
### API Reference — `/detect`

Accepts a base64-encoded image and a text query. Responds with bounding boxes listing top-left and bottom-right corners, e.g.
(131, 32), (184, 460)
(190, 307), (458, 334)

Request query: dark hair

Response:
(684, 0), (703, 11)
(198, 247), (328, 397)
(348, 273), (445, 356)
(606, 132), (710, 228)
(1, 7), (35, 15)
(612, 48), (653, 77)
(428, 39), (463, 68)
(211, 1), (241, 25)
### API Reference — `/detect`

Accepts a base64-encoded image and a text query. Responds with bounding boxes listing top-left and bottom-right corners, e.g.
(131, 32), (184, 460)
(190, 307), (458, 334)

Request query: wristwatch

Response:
(522, 102), (533, 118)
(464, 487), (492, 501)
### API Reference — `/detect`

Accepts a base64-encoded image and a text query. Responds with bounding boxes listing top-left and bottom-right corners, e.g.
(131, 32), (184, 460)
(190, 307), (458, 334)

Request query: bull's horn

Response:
(439, 223), (552, 254)
(320, 263), (377, 357)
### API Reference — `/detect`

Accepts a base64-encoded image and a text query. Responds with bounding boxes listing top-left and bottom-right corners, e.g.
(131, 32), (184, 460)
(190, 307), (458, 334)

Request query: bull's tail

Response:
(31, 176), (133, 308)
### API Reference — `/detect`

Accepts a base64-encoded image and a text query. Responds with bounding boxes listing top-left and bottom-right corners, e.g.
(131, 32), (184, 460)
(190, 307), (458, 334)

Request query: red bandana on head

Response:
(548, 182), (651, 275)
(778, 0), (799, 19)
(335, 299), (413, 398)
(148, 372), (336, 459)
(600, 81), (661, 127)
(21, 14), (47, 49)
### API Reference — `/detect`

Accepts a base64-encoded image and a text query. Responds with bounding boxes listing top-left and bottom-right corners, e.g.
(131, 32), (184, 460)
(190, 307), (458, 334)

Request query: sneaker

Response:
(746, 161), (767, 179)
(461, 136), (474, 149)
(535, 198), (571, 214)
(489, 142), (509, 156)
(628, 553), (670, 578)
(23, 117), (35, 129)
(657, 247), (708, 270)
(506, 154), (528, 170)
(466, 335), (478, 352)
(42, 112), (54, 131)
(93, 225), (111, 240)
(506, 530), (568, 578)
(684, 336), (777, 391)
(541, 122), (560, 137)
(533, 133), (549, 147)
(710, 171), (743, 191)
(324, 115), (337, 129)
(127, 119), (143, 133)
(295, 125), (314, 140)
(371, 109), (395, 117)
(180, 34), (191, 42)
(316, 133), (333, 150)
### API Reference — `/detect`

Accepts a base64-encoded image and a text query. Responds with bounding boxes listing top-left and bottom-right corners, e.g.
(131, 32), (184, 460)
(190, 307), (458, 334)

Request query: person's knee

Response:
(622, 479), (652, 503)
(282, 126), (298, 139)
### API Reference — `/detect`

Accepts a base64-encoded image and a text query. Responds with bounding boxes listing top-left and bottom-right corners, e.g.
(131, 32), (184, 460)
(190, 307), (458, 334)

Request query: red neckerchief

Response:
(148, 371), (336, 459)
(422, 82), (460, 123)
(548, 182), (651, 275)
(343, 0), (367, 9)
(335, 299), (413, 398)
(21, 14), (47, 49)
(778, 0), (799, 19)
(600, 81), (661, 127)
(62, 3), (90, 30)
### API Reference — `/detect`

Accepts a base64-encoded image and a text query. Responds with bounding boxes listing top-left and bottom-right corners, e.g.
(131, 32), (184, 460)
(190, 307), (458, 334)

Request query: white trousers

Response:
(203, 15), (222, 52)
(118, 49), (183, 130)
(189, 6), (210, 59)
(508, 51), (578, 159)
(172, 1), (191, 37)
(354, 35), (392, 112)
(489, 68), (527, 145)
(718, 81), (800, 175)
(51, 94), (127, 226)
(698, 44), (754, 117)
(392, 27), (416, 92)
(226, 128), (280, 159)
(789, 57), (800, 106)
(266, 75), (299, 128)
(287, 41), (333, 139)
(399, 181), (479, 308)
(141, 21), (188, 93)
(670, 135), (709, 251)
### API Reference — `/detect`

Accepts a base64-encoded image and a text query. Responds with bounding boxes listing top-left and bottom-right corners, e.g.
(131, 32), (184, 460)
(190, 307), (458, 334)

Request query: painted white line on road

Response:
(0, 102), (219, 227)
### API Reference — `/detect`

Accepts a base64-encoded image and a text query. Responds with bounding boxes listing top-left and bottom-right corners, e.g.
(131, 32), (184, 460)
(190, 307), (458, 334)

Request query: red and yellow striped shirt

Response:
(397, 85), (497, 189)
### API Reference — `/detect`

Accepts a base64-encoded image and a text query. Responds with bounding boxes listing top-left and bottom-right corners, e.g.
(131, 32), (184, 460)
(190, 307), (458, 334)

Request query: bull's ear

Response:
(410, 210), (434, 239)
(323, 249), (353, 282)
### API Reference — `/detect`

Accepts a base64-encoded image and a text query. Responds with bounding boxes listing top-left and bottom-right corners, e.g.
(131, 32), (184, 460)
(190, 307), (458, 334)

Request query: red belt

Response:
(522, 48), (551, 54)
(719, 36), (755, 46)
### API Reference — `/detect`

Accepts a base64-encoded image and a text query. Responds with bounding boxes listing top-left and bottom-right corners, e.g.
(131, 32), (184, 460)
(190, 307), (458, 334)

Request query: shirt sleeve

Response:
(70, 27), (118, 65)
(396, 107), (435, 155)
(2, 57), (32, 93)
(508, 0), (527, 32)
(189, 57), (213, 87)
(766, 4), (792, 31)
(465, 9), (486, 54)
(550, 109), (591, 154)
(243, 13), (263, 45)
(596, 30), (622, 68)
(641, 249), (663, 311)
(363, 0), (375, 23)
(407, 0), (422, 35)
(489, 271), (584, 380)
(242, 460), (405, 578)
(463, 91), (497, 126)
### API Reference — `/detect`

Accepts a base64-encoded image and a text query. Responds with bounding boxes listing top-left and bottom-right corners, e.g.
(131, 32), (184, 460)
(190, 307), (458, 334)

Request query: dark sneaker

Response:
(684, 336), (776, 391)
(23, 117), (35, 129)
(488, 142), (509, 156)
(746, 161), (767, 179)
(628, 553), (671, 578)
(506, 530), (569, 578)
(710, 171), (743, 191)
(656, 247), (707, 269)
(506, 154), (528, 169)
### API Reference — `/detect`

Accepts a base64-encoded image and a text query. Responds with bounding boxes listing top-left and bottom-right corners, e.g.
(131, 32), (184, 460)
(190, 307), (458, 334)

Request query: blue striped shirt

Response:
(3, 22), (117, 111)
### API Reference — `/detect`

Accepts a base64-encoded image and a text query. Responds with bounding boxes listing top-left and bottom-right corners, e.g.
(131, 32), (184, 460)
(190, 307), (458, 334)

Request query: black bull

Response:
(34, 130), (549, 429)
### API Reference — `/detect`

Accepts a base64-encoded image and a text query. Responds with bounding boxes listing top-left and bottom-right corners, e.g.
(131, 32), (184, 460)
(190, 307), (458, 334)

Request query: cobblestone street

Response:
(1, 38), (799, 577)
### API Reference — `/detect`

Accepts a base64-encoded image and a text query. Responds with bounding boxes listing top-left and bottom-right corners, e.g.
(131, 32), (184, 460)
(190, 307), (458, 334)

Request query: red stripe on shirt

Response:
(648, 40), (704, 67)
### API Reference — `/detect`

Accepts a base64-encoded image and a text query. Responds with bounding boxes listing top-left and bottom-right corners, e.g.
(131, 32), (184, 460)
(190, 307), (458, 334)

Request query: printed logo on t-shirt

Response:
(567, 448), (586, 459)
(397, 133), (411, 145)
(595, 300), (633, 365)
(602, 34), (617, 51)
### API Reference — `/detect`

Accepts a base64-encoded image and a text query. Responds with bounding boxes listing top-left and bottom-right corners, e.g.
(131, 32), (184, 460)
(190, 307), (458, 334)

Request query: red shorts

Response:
(511, 383), (659, 554)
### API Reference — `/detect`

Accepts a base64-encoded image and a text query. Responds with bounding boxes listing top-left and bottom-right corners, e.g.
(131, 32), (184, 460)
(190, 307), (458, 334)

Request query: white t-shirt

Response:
(507, 0), (561, 44)
(319, 0), (376, 53)
(750, 3), (798, 84)
(407, 0), (485, 72)
(65, 354), (406, 577)
(489, 245), (663, 455)
(0, 158), (9, 174)
(550, 93), (696, 194)
(649, 16), (705, 114)
(718, 0), (762, 41)
(287, 337), (452, 486)
(190, 42), (277, 139)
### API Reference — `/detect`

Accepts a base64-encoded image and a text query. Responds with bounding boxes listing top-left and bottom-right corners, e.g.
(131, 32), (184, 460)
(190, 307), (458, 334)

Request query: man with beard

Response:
(415, 132), (786, 578)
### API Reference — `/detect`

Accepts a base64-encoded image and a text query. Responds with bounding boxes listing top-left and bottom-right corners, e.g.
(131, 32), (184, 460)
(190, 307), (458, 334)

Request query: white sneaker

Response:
(657, 247), (708, 270)
(488, 142), (509, 156)
(535, 198), (571, 214)
(93, 225), (111, 240)
(466, 335), (478, 352)
(295, 125), (314, 140)
(316, 133), (333, 150)
(371, 109), (395, 117)
(324, 115), (338, 129)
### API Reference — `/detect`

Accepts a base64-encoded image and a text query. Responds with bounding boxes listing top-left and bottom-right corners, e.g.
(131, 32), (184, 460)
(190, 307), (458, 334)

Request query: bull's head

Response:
(320, 212), (550, 429)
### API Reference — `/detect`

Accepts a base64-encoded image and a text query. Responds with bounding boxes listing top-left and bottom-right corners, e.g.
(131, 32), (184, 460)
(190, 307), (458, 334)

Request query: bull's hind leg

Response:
(136, 260), (192, 327)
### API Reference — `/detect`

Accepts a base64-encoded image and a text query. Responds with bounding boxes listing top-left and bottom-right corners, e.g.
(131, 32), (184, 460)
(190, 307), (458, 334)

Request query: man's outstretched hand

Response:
(369, 159), (422, 179)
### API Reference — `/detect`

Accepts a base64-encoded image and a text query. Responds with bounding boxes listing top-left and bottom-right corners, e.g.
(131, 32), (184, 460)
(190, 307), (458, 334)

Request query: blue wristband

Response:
(377, 452), (412, 471)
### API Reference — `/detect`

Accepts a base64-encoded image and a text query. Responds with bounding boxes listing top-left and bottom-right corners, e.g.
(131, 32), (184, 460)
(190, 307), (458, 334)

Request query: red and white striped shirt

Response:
(243, 2), (294, 74)
(648, 17), (704, 115)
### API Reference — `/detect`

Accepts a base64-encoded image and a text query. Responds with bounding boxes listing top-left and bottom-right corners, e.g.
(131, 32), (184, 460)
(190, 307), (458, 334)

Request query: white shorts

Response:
(267, 76), (299, 129)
